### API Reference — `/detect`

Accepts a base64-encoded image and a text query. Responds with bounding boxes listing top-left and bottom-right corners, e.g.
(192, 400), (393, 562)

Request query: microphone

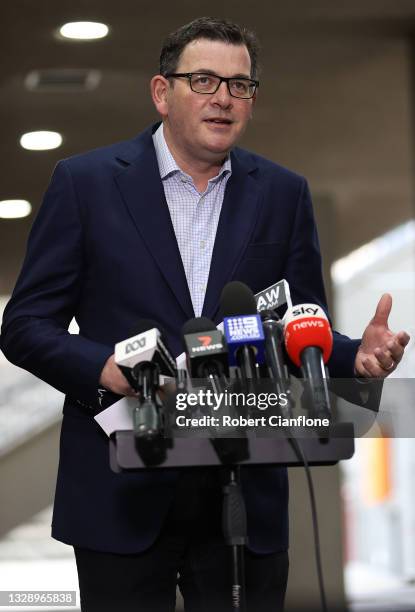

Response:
(182, 316), (248, 463)
(115, 320), (177, 439)
(221, 281), (265, 381)
(260, 309), (293, 418)
(182, 317), (229, 394)
(283, 304), (333, 420)
(115, 320), (177, 381)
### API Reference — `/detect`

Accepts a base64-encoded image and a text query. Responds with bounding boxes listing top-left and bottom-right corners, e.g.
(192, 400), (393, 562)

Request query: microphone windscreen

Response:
(220, 281), (257, 317)
(260, 309), (281, 322)
(283, 304), (333, 366)
(182, 317), (216, 336)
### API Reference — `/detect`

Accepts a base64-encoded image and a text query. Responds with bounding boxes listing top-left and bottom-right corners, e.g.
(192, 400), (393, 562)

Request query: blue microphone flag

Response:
(223, 314), (265, 366)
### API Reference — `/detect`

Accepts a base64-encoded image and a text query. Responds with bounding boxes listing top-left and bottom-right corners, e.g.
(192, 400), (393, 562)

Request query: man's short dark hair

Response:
(159, 16), (260, 79)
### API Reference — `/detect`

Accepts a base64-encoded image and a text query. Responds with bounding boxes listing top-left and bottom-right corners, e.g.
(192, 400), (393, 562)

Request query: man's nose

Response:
(211, 80), (232, 106)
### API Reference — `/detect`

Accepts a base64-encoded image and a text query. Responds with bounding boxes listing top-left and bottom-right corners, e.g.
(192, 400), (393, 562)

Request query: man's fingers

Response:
(107, 381), (137, 396)
(397, 330), (411, 347)
(359, 328), (410, 377)
(363, 356), (390, 378)
(125, 388), (139, 397)
(362, 357), (382, 377)
(99, 355), (139, 396)
(374, 347), (395, 371)
(381, 333), (410, 365)
(371, 293), (392, 327)
(355, 360), (373, 378)
(115, 377), (138, 397)
(388, 338), (405, 363)
(116, 384), (138, 397)
(355, 351), (378, 377)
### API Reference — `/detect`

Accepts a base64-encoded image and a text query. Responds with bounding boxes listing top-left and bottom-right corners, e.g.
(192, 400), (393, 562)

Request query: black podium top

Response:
(109, 423), (354, 471)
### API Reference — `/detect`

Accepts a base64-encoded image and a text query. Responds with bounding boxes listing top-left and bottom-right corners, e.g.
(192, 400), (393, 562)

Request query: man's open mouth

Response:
(205, 118), (232, 124)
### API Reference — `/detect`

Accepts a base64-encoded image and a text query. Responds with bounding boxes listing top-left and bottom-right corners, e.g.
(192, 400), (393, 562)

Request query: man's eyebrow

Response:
(193, 68), (252, 79)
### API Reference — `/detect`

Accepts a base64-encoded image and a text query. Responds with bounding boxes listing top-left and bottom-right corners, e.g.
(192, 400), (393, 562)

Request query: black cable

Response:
(288, 434), (328, 612)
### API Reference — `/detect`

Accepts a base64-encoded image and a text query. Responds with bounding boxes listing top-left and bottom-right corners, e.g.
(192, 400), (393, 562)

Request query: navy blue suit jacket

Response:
(0, 123), (360, 554)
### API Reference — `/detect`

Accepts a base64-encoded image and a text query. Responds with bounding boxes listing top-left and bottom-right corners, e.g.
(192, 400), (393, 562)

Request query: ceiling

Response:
(2, 0), (415, 293)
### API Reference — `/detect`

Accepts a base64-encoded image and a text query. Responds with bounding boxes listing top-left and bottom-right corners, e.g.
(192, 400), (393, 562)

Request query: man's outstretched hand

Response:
(354, 293), (410, 378)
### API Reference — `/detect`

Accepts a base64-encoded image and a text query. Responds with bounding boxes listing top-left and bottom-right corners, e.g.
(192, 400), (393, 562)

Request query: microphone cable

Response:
(288, 434), (328, 612)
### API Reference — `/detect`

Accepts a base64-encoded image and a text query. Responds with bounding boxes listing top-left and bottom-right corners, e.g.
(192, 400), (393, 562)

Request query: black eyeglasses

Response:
(165, 72), (259, 99)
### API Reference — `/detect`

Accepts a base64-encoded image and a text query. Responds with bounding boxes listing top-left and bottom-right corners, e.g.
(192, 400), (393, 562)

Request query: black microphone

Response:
(115, 320), (176, 439)
(182, 316), (248, 463)
(221, 281), (265, 381)
(182, 316), (229, 394)
(260, 309), (293, 418)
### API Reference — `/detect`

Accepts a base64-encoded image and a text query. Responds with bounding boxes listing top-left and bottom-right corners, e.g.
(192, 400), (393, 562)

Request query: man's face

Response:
(154, 39), (255, 163)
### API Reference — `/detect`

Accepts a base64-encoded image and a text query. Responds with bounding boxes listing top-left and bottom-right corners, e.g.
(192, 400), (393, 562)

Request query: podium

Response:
(109, 423), (354, 612)
(109, 423), (354, 471)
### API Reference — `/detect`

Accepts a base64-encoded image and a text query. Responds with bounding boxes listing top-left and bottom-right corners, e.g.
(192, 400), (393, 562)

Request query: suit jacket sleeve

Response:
(284, 178), (361, 377)
(0, 160), (113, 404)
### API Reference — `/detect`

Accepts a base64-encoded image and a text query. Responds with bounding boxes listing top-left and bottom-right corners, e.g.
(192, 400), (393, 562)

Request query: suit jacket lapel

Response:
(202, 149), (261, 320)
(114, 129), (194, 320)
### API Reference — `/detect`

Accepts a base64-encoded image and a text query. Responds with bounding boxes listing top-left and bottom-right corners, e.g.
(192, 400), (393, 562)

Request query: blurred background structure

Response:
(1, 2), (414, 610)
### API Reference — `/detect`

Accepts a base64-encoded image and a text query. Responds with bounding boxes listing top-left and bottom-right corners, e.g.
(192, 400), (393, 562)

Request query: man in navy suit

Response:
(1, 16), (409, 612)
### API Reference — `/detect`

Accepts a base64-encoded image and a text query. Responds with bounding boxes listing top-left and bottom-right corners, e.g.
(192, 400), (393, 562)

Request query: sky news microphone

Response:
(221, 281), (265, 380)
(182, 317), (229, 394)
(283, 304), (333, 420)
(114, 320), (176, 439)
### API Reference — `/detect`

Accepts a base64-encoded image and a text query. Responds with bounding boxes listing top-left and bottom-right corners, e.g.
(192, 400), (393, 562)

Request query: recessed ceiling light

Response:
(59, 21), (109, 40)
(0, 200), (32, 219)
(20, 131), (63, 151)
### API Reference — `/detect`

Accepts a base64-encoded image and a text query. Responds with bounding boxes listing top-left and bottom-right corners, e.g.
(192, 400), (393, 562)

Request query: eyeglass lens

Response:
(190, 74), (256, 98)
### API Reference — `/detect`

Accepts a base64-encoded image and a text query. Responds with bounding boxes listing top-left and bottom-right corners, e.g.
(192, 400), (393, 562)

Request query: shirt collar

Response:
(152, 123), (232, 182)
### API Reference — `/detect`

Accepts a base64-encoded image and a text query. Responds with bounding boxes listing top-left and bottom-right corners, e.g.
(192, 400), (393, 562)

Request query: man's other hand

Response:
(99, 355), (138, 396)
(354, 293), (410, 378)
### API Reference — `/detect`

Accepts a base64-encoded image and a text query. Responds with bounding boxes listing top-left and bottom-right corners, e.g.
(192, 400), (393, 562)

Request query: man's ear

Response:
(150, 75), (170, 117)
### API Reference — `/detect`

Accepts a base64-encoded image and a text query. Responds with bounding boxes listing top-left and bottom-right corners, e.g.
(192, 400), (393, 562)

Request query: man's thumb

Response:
(372, 293), (392, 326)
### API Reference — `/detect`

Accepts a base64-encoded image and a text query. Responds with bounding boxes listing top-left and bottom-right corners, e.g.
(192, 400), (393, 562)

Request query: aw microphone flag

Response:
(254, 279), (292, 316)
(223, 314), (265, 366)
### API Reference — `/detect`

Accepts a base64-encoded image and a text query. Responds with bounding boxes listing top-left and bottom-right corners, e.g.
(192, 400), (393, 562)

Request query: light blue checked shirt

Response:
(152, 123), (232, 317)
